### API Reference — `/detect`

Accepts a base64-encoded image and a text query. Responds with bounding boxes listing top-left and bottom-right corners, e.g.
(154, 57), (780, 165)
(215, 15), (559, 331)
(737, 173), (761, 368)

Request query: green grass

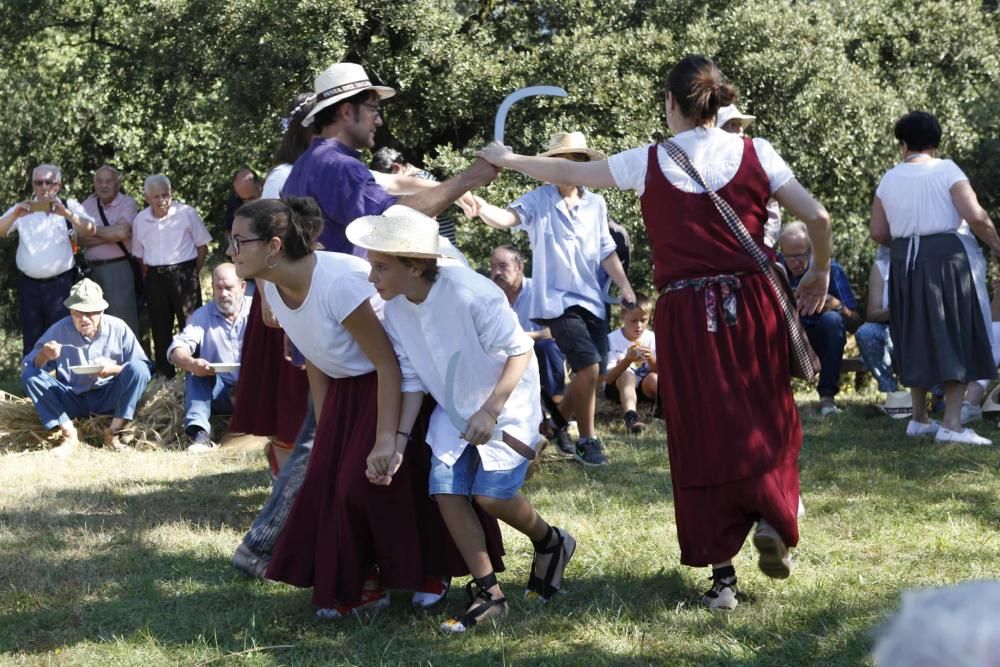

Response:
(1, 393), (999, 666)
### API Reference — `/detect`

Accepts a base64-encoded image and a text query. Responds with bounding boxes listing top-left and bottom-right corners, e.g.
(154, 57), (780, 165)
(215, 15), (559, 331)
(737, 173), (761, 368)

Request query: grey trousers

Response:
(242, 399), (316, 556)
(90, 259), (140, 335)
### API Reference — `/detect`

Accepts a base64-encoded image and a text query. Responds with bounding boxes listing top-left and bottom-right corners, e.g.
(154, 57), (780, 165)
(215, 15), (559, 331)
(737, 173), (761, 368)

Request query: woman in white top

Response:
(479, 54), (833, 612)
(869, 111), (1000, 446)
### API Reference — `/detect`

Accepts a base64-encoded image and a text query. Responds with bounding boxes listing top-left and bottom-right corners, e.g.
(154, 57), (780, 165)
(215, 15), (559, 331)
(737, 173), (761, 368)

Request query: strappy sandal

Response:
(525, 526), (577, 602)
(439, 572), (508, 634)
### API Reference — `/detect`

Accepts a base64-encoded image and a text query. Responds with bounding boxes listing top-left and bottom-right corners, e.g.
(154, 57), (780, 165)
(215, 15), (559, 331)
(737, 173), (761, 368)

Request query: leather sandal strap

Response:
(458, 592), (507, 629)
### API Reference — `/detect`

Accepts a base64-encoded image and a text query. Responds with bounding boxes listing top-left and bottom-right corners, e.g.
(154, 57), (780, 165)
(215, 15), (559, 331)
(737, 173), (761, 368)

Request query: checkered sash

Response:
(661, 140), (818, 381)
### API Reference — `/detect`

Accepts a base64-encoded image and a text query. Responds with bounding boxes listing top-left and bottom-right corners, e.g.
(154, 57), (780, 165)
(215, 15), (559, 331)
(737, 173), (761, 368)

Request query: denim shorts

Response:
(428, 445), (529, 500)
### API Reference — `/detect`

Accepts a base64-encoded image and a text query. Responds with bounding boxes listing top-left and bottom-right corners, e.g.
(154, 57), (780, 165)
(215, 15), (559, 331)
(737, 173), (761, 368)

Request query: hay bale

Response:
(0, 376), (189, 453)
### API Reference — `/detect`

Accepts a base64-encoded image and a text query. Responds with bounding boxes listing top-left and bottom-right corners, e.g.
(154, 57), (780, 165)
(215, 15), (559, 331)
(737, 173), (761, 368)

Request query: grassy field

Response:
(1, 393), (998, 666)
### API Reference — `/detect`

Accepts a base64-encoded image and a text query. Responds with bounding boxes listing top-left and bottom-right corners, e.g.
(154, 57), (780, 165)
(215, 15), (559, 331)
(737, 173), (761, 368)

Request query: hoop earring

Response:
(264, 254), (279, 271)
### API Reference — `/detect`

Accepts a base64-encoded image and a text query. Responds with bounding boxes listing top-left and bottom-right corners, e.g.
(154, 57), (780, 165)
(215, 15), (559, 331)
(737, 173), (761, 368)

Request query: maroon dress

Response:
(230, 295), (310, 443)
(640, 139), (801, 566)
(266, 373), (505, 608)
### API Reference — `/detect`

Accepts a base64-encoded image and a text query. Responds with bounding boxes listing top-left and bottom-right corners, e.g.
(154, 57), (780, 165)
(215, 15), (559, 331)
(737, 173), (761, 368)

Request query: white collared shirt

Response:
(132, 202), (212, 266)
(382, 265), (541, 471)
(3, 198), (93, 279)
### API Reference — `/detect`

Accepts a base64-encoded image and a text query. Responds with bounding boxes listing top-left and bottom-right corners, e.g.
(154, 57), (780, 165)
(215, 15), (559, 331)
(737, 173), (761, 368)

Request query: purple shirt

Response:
(282, 137), (397, 253)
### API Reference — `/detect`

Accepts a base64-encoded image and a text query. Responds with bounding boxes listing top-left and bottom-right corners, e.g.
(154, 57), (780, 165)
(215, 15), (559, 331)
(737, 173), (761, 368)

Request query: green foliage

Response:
(0, 0), (998, 324)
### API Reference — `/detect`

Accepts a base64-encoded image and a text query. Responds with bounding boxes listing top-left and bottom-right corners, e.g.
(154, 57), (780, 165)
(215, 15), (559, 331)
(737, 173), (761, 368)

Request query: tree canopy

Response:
(1, 0), (998, 325)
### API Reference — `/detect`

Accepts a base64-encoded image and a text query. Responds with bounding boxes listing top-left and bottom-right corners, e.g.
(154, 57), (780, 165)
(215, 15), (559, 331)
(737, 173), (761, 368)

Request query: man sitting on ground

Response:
(21, 279), (152, 456)
(167, 263), (250, 453)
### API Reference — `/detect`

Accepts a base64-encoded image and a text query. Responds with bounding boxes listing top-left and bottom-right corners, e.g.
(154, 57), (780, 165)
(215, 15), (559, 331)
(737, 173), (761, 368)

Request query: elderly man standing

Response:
(21, 279), (152, 455)
(132, 174), (212, 378)
(80, 165), (141, 334)
(168, 263), (250, 452)
(0, 164), (97, 354)
(778, 221), (863, 415)
(282, 61), (498, 254)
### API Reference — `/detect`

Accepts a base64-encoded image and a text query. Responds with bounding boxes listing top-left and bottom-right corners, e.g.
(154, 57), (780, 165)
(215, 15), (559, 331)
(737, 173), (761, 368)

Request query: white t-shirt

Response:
(875, 159), (968, 238)
(607, 328), (657, 371)
(263, 251), (378, 379)
(262, 164), (292, 199)
(4, 198), (93, 279)
(608, 127), (795, 197)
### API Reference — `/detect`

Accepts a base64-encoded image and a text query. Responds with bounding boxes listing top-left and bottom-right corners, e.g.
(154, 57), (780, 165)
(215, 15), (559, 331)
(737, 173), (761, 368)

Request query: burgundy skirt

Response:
(230, 296), (309, 443)
(266, 374), (504, 607)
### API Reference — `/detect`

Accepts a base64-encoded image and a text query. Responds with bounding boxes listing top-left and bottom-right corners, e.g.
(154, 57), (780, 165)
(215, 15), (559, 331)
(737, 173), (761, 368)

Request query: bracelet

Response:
(480, 406), (498, 421)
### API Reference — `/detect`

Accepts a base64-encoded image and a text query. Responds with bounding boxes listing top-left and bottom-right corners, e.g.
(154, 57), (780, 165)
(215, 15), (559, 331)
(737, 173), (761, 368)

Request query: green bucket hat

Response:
(64, 278), (109, 313)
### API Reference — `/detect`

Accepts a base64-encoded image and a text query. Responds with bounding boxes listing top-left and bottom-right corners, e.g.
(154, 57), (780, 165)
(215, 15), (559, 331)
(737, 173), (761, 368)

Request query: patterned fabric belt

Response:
(660, 273), (744, 332)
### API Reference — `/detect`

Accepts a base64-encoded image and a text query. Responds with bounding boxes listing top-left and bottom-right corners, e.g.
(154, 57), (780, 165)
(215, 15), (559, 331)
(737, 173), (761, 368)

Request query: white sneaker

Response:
(819, 399), (842, 417)
(797, 496), (806, 518)
(906, 419), (940, 437)
(935, 427), (992, 446)
(960, 401), (983, 425)
(412, 578), (450, 608)
(752, 520), (792, 579)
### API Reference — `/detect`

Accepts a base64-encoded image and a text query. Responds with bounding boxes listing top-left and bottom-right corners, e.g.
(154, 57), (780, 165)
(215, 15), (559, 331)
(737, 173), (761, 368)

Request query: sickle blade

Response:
(494, 85), (568, 144)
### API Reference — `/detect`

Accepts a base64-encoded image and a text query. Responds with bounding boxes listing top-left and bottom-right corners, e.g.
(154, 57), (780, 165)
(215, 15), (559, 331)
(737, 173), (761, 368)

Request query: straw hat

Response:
(346, 205), (442, 259)
(302, 62), (396, 127)
(879, 390), (913, 420)
(64, 278), (109, 312)
(716, 105), (756, 131)
(537, 131), (606, 161)
(982, 384), (1000, 413)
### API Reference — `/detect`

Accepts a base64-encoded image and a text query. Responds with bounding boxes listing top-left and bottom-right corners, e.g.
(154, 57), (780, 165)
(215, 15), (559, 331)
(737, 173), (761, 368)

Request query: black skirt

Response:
(889, 233), (996, 388)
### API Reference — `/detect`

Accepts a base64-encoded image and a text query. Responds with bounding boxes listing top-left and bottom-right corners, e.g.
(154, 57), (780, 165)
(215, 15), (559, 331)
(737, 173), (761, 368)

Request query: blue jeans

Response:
(21, 360), (152, 429)
(18, 269), (74, 355)
(184, 373), (236, 433)
(535, 338), (566, 398)
(242, 398), (316, 557)
(803, 310), (846, 398)
(855, 322), (898, 392)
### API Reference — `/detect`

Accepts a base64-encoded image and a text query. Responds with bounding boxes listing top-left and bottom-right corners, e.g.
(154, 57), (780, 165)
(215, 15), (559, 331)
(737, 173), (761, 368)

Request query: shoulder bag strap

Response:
(661, 140), (815, 380)
(96, 198), (134, 259)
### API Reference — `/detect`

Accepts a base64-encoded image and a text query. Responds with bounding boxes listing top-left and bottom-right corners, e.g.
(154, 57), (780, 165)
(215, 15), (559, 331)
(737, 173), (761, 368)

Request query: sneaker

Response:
(550, 425), (575, 456)
(702, 575), (738, 612)
(412, 576), (451, 608)
(797, 496), (806, 518)
(232, 542), (269, 579)
(752, 520), (792, 579)
(623, 410), (646, 434)
(906, 419), (940, 437)
(186, 429), (217, 453)
(934, 426), (992, 446)
(315, 589), (390, 619)
(819, 398), (842, 417)
(960, 401), (983, 425)
(574, 436), (609, 467)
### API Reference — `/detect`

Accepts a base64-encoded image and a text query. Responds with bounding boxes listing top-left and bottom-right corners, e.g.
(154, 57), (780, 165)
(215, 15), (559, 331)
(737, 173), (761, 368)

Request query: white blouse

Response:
(875, 159), (968, 238)
(608, 127), (795, 197)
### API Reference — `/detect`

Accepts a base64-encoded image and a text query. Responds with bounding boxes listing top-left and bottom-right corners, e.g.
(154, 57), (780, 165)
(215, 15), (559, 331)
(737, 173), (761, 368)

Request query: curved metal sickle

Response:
(494, 85), (568, 144)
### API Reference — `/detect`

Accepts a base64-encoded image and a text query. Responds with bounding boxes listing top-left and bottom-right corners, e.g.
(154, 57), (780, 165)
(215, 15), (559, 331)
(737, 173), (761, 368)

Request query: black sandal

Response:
(525, 526), (577, 602)
(439, 572), (508, 634)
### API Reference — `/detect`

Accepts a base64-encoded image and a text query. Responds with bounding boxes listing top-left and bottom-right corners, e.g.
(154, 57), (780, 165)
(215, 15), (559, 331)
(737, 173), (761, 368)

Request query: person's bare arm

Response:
(478, 142), (617, 189)
(951, 180), (1000, 257)
(398, 158), (499, 218)
(304, 361), (330, 422)
(868, 195), (892, 246)
(0, 202), (29, 237)
(463, 351), (531, 446)
(772, 179), (832, 315)
(601, 252), (636, 307)
(195, 245), (208, 270)
(78, 222), (132, 247)
(466, 196), (520, 229)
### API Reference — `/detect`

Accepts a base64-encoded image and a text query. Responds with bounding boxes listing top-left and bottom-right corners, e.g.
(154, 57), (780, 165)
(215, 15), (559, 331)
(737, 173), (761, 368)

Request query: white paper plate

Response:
(69, 364), (104, 375)
(209, 363), (241, 373)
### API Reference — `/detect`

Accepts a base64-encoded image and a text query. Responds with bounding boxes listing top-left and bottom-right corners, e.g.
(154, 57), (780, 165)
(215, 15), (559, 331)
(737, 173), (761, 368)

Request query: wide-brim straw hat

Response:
(302, 62), (396, 127)
(716, 105), (756, 131)
(983, 385), (1000, 413)
(879, 390), (913, 420)
(346, 205), (442, 259)
(64, 278), (109, 312)
(537, 131), (606, 161)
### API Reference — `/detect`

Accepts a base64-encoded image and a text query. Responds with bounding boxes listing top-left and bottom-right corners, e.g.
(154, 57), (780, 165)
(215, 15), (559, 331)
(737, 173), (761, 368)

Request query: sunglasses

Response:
(32, 179), (59, 186)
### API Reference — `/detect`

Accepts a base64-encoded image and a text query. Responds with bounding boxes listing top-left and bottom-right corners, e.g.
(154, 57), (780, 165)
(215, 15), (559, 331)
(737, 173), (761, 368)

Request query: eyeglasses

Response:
(228, 236), (267, 255)
(784, 253), (811, 262)
(32, 179), (58, 186)
(361, 102), (382, 118)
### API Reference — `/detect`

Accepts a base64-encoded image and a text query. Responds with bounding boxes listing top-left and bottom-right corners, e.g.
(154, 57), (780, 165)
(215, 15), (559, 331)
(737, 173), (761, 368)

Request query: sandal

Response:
(439, 572), (508, 634)
(525, 526), (576, 602)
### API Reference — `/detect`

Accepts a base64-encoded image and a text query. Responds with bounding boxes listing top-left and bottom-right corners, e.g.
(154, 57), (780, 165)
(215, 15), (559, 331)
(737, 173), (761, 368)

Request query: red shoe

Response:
(412, 575), (451, 608)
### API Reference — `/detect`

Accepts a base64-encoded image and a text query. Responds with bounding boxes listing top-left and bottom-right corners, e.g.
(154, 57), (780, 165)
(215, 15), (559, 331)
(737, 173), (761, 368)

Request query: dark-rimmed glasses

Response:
(228, 236), (267, 255)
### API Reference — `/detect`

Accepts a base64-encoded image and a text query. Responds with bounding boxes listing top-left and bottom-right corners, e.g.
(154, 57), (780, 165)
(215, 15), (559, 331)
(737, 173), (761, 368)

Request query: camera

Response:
(28, 200), (53, 213)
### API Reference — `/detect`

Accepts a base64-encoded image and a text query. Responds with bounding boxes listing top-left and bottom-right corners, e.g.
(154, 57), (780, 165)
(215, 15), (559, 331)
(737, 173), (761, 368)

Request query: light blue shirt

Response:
(166, 296), (251, 382)
(510, 184), (617, 321)
(22, 315), (150, 394)
(511, 277), (543, 332)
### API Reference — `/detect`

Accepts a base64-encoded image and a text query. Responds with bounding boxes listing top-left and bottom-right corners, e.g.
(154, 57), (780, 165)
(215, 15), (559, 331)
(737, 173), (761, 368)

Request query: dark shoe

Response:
(702, 572), (738, 612)
(551, 425), (575, 456)
(232, 542), (269, 579)
(525, 526), (577, 602)
(186, 428), (217, 453)
(624, 410), (646, 434)
(574, 436), (609, 467)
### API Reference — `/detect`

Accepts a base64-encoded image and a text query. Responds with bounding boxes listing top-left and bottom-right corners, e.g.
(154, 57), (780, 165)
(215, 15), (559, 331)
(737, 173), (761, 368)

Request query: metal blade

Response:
(494, 85), (568, 144)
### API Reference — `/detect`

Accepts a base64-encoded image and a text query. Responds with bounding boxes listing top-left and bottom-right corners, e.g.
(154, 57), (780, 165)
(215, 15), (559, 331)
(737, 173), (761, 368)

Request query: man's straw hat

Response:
(64, 278), (109, 313)
(879, 390), (913, 420)
(716, 105), (756, 131)
(302, 62), (396, 127)
(537, 131), (606, 161)
(346, 205), (442, 259)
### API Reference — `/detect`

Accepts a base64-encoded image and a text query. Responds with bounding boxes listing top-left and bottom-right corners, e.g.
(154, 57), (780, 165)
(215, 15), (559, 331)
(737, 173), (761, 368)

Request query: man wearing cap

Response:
(167, 263), (251, 452)
(282, 62), (498, 254)
(80, 165), (142, 335)
(716, 105), (782, 249)
(465, 131), (636, 468)
(20, 278), (152, 455)
(0, 164), (97, 355)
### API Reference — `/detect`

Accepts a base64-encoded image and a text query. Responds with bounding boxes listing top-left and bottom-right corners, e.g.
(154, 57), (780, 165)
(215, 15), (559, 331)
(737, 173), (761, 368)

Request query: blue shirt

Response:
(780, 258), (858, 327)
(511, 277), (544, 333)
(509, 185), (618, 321)
(166, 296), (251, 382)
(282, 138), (398, 254)
(22, 315), (150, 394)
